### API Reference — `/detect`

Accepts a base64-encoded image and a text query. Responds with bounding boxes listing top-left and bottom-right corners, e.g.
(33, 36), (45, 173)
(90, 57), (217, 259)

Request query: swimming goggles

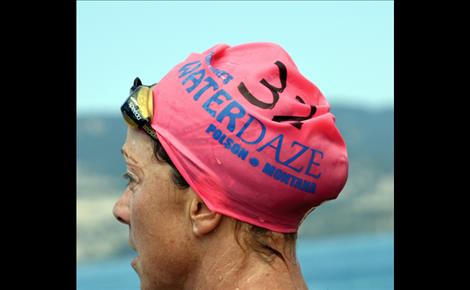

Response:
(120, 77), (158, 141)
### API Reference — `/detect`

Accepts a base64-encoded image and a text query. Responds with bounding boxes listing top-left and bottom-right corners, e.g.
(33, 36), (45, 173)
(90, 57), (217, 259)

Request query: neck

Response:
(183, 225), (308, 290)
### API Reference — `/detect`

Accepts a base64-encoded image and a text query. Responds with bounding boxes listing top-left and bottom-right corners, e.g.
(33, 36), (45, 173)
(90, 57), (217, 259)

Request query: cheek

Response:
(130, 189), (193, 286)
(129, 189), (166, 245)
(130, 183), (189, 255)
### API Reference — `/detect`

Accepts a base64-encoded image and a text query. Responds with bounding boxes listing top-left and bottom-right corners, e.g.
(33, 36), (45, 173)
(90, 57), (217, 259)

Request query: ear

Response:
(189, 195), (222, 237)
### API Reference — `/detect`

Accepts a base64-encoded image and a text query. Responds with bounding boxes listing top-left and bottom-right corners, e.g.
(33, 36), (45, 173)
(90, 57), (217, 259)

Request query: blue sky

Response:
(77, 1), (393, 114)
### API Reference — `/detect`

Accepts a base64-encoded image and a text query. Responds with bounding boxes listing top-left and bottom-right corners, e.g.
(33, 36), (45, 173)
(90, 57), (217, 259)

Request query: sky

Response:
(77, 1), (393, 115)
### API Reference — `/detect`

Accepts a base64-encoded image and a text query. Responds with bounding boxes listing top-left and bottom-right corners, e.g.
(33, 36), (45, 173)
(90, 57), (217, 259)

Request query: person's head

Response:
(113, 42), (348, 289)
(113, 126), (299, 289)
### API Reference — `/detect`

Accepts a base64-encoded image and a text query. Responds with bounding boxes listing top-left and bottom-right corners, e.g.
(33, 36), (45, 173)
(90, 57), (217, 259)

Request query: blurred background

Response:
(77, 1), (393, 289)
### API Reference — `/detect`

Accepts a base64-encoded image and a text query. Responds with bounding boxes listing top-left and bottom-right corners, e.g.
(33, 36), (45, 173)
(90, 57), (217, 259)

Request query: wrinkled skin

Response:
(113, 128), (308, 290)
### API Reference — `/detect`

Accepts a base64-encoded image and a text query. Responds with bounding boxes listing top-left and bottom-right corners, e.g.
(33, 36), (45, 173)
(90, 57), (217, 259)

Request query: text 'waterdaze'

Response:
(176, 53), (324, 194)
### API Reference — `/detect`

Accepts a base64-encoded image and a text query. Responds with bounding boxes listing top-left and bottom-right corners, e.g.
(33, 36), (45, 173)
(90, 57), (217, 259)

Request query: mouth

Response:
(128, 228), (137, 251)
(131, 255), (139, 269)
(128, 231), (139, 270)
(128, 239), (137, 251)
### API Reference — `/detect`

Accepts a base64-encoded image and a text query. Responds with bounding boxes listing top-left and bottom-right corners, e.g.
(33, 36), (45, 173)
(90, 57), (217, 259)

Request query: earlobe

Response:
(189, 197), (222, 237)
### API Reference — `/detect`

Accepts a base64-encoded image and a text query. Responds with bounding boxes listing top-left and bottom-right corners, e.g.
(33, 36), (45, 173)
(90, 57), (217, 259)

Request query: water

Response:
(77, 233), (393, 290)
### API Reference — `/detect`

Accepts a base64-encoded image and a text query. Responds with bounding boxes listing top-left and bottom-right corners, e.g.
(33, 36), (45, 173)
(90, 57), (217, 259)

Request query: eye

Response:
(122, 172), (136, 187)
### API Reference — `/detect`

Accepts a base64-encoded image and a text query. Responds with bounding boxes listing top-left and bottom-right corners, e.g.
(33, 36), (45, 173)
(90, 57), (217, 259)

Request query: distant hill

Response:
(332, 105), (393, 172)
(77, 105), (394, 262)
(77, 105), (393, 185)
(77, 115), (128, 185)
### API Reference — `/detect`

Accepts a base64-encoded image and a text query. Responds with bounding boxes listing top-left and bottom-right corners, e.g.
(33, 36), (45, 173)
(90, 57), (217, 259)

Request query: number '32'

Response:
(237, 61), (316, 130)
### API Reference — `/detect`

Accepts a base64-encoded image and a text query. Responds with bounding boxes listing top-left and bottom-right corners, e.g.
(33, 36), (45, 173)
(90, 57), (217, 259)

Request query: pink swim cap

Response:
(151, 42), (348, 233)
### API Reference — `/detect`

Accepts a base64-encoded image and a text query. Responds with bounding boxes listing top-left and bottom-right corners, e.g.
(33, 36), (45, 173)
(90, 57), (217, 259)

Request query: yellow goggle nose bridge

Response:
(130, 86), (153, 120)
(120, 78), (157, 141)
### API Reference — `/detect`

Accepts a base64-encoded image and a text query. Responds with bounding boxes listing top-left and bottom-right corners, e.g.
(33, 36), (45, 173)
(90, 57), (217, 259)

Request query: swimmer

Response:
(113, 42), (349, 290)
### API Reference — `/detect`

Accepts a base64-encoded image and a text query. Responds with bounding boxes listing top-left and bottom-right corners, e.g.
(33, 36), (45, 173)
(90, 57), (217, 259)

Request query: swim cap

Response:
(149, 42), (348, 233)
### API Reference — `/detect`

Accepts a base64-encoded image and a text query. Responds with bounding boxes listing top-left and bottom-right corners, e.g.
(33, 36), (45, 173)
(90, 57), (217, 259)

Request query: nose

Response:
(113, 191), (130, 225)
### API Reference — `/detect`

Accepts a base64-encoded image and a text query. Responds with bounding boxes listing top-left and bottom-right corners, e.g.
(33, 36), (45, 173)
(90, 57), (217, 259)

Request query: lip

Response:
(128, 232), (138, 270)
(131, 255), (139, 268)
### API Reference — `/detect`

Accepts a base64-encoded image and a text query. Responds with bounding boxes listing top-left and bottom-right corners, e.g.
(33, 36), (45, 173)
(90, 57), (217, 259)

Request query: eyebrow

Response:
(121, 148), (139, 164)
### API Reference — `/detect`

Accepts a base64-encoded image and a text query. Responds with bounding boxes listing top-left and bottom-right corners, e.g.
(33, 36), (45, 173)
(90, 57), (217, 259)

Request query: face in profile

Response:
(112, 129), (305, 290)
(112, 128), (195, 290)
